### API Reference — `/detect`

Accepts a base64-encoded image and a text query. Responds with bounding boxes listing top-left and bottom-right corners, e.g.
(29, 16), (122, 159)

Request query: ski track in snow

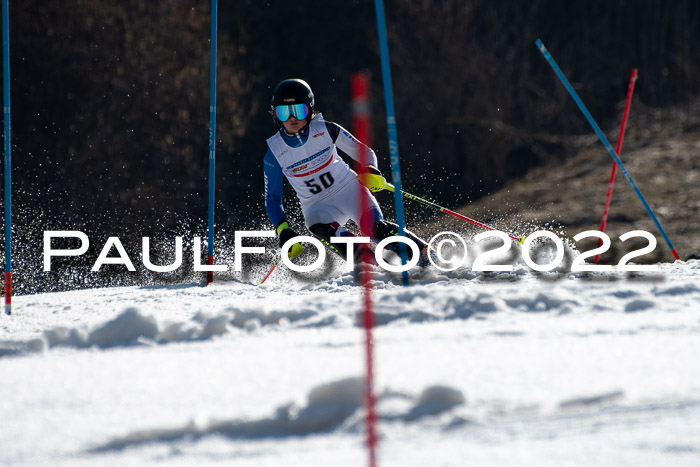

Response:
(1, 259), (699, 466)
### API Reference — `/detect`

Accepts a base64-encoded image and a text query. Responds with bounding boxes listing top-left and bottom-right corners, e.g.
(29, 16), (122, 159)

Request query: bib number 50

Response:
(305, 172), (334, 194)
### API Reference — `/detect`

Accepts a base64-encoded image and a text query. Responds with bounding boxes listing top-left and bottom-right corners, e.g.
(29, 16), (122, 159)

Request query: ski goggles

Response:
(274, 103), (309, 122)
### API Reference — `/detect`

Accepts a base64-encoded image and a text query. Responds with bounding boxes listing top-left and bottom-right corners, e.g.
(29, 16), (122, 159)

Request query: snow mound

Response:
(404, 385), (467, 421)
(1, 308), (236, 355)
(92, 377), (465, 452)
(3, 261), (699, 359)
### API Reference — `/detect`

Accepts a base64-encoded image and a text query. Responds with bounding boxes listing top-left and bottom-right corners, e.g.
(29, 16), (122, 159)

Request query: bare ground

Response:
(422, 99), (700, 264)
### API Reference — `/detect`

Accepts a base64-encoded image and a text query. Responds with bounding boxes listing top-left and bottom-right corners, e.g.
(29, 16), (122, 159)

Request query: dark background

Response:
(2, 0), (699, 292)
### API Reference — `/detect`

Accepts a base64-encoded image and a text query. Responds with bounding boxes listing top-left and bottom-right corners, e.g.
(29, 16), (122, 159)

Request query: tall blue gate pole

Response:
(374, 0), (409, 285)
(536, 39), (680, 261)
(206, 0), (218, 284)
(3, 0), (12, 314)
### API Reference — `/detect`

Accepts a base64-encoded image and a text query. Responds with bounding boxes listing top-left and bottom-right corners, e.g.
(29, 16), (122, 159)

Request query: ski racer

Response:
(263, 78), (429, 265)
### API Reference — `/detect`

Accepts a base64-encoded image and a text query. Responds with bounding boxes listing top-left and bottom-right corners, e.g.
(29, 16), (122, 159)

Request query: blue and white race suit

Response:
(264, 114), (381, 230)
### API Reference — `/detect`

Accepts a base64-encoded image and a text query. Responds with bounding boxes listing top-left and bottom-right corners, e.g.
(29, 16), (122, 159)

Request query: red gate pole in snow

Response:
(352, 71), (378, 467)
(594, 69), (637, 264)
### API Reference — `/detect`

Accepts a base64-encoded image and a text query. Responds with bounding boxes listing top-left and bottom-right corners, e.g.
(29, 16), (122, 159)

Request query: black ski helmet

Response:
(270, 79), (315, 125)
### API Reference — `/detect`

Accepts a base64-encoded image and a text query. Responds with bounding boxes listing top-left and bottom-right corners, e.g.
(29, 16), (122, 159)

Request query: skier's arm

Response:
(324, 121), (386, 191)
(325, 121), (378, 168)
(263, 149), (286, 228)
(264, 150), (303, 258)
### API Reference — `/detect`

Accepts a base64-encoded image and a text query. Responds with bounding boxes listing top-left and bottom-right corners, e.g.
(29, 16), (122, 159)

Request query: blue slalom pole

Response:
(536, 39), (681, 261)
(374, 0), (409, 285)
(3, 0), (12, 313)
(206, 0), (218, 283)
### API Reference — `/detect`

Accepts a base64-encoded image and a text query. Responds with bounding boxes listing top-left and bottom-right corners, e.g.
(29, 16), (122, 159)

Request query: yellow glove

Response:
(276, 221), (304, 258)
(357, 165), (387, 193)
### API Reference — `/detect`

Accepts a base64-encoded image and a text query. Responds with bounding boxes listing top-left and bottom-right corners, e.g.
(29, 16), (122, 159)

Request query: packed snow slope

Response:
(1, 257), (700, 466)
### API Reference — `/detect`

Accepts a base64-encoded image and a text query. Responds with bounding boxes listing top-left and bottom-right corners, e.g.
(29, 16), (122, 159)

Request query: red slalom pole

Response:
(257, 257), (280, 285)
(594, 69), (637, 264)
(352, 71), (378, 467)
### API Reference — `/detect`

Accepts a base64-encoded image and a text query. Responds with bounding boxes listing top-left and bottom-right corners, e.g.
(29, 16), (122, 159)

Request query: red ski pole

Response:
(594, 69), (637, 264)
(380, 181), (524, 244)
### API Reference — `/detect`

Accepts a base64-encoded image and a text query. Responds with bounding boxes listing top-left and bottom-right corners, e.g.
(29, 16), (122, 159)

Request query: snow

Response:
(1, 258), (700, 466)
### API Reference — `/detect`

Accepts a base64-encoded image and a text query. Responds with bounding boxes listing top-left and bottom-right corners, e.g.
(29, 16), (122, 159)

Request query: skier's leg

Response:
(369, 216), (431, 265)
(372, 218), (428, 251)
(304, 203), (370, 262)
(308, 221), (371, 262)
(341, 179), (427, 250)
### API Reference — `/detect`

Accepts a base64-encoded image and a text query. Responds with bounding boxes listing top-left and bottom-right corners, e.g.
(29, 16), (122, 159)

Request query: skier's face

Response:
(282, 116), (306, 134)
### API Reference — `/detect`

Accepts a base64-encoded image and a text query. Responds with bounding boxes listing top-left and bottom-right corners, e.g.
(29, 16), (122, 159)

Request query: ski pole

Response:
(257, 256), (281, 285)
(379, 180), (524, 244)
